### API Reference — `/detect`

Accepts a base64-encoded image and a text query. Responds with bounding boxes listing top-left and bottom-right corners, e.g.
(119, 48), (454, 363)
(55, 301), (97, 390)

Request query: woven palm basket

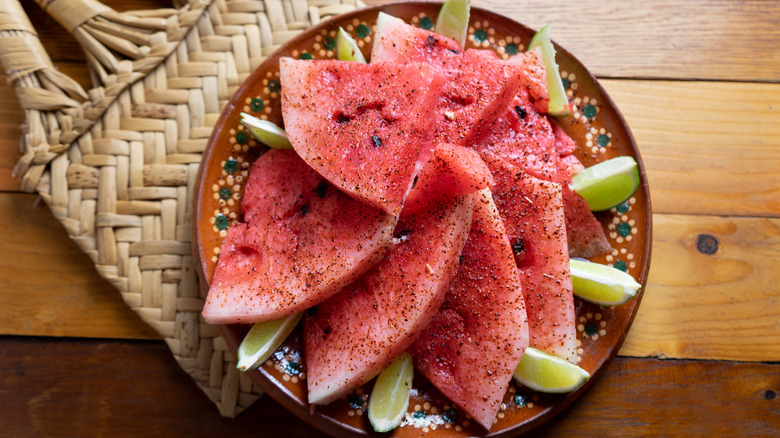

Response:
(0, 0), (366, 417)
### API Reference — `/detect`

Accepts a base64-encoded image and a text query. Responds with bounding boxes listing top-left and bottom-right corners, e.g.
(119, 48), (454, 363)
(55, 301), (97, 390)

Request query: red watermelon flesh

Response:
(551, 119), (578, 157)
(403, 143), (493, 214)
(280, 58), (444, 216)
(202, 150), (397, 325)
(478, 92), (612, 258)
(410, 188), (529, 430)
(477, 95), (559, 181)
(371, 13), (524, 147)
(481, 153), (577, 363)
(550, 123), (612, 258)
(304, 195), (473, 405)
(303, 162), (475, 405)
(371, 12), (461, 65)
(505, 48), (550, 114)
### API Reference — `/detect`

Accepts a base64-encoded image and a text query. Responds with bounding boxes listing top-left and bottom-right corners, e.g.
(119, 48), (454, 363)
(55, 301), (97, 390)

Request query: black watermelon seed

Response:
(316, 181), (328, 198)
(512, 238), (525, 254)
(514, 105), (527, 120)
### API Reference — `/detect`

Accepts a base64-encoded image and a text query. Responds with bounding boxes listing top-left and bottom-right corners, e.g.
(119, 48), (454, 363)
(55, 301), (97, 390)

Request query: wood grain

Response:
(366, 0), (780, 82)
(603, 79), (780, 218)
(0, 193), (159, 339)
(19, 0), (780, 82)
(0, 70), (24, 192)
(621, 214), (780, 361)
(1, 336), (777, 437)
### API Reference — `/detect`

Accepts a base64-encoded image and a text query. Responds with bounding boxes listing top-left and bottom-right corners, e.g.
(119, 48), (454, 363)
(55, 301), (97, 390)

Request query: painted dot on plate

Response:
(215, 214), (229, 231)
(223, 158), (238, 174)
(299, 51), (313, 60)
(505, 42), (518, 55)
(613, 260), (628, 272)
(356, 23), (371, 38)
(616, 222), (632, 237)
(583, 104), (598, 118)
(347, 394), (362, 409)
(474, 28), (488, 42)
(597, 134), (611, 147)
(419, 15), (433, 30)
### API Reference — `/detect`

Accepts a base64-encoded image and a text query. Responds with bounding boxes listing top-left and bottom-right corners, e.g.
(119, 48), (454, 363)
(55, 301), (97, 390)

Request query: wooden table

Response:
(2, 0), (778, 436)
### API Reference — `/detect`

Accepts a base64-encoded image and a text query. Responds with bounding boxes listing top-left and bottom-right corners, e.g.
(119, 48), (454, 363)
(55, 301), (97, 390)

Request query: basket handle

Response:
(0, 0), (207, 191)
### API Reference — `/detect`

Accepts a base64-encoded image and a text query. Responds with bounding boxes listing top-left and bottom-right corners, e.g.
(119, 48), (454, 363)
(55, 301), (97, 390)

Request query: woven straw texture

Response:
(0, 0), (365, 418)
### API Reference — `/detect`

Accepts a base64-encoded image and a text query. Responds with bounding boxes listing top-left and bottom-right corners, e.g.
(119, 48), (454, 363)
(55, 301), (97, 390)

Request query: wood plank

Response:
(367, 0), (780, 82)
(0, 69), (25, 192)
(0, 336), (319, 437)
(537, 356), (780, 437)
(0, 193), (159, 339)
(621, 214), (780, 361)
(1, 336), (777, 436)
(18, 0), (780, 82)
(604, 79), (780, 217)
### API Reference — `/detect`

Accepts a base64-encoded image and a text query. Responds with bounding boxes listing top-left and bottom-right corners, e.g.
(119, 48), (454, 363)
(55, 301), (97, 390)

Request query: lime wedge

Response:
(239, 112), (293, 150)
(570, 259), (641, 306)
(528, 25), (571, 116)
(571, 156), (640, 211)
(513, 347), (590, 393)
(435, 0), (470, 48)
(368, 352), (414, 433)
(336, 27), (367, 63)
(236, 312), (303, 371)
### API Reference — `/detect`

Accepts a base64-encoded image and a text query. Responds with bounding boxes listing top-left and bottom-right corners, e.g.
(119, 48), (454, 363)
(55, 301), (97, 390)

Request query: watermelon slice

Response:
(549, 123), (612, 258)
(505, 48), (551, 114)
(371, 13), (523, 147)
(202, 150), (397, 324)
(303, 148), (486, 405)
(478, 94), (612, 258)
(279, 58), (444, 217)
(482, 153), (577, 363)
(410, 188), (529, 430)
(371, 12), (462, 64)
(304, 194), (473, 405)
(476, 94), (560, 182)
(403, 143), (493, 213)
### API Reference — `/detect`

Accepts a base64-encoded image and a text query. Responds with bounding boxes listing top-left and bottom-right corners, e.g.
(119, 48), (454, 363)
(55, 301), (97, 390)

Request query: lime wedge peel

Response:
(368, 352), (414, 433)
(435, 0), (471, 48)
(236, 312), (303, 372)
(570, 258), (641, 306)
(528, 25), (571, 116)
(571, 156), (640, 211)
(513, 347), (590, 393)
(239, 112), (293, 150)
(336, 27), (367, 63)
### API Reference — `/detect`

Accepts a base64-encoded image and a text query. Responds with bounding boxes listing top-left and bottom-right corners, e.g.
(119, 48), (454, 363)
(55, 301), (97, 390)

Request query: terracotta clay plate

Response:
(193, 2), (652, 437)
